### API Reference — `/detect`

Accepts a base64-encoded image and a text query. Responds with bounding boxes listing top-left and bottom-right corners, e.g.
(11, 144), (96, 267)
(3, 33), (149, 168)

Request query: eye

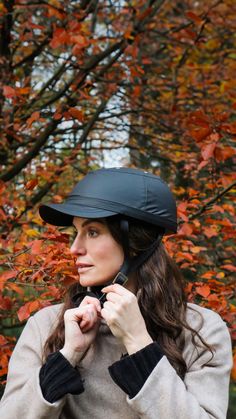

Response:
(88, 228), (99, 238)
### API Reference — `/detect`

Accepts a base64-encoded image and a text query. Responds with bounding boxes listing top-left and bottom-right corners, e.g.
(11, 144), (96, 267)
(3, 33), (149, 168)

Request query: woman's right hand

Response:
(60, 296), (101, 366)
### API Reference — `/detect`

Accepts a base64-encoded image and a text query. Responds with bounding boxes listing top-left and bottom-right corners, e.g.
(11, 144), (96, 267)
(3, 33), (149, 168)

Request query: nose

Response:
(70, 234), (86, 256)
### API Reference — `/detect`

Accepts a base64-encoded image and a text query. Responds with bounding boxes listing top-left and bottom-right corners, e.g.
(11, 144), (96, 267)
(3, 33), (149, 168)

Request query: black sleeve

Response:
(108, 342), (164, 399)
(39, 351), (84, 403)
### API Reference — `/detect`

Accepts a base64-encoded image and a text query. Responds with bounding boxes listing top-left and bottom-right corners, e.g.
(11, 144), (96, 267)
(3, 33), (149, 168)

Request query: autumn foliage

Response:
(0, 0), (235, 387)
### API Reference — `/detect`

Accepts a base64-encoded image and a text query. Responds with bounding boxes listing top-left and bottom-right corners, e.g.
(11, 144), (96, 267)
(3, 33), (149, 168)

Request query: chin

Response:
(79, 275), (114, 288)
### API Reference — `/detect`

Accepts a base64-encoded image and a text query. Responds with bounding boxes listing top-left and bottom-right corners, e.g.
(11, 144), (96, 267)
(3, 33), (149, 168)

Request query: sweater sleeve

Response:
(0, 313), (66, 419)
(108, 342), (164, 398)
(124, 310), (233, 419)
(39, 351), (84, 403)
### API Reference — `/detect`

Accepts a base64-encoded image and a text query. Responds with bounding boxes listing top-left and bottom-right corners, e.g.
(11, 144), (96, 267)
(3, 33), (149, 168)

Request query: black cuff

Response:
(108, 342), (164, 399)
(39, 351), (84, 403)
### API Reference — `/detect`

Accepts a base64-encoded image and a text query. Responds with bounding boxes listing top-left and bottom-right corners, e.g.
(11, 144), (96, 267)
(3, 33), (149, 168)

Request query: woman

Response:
(0, 167), (232, 419)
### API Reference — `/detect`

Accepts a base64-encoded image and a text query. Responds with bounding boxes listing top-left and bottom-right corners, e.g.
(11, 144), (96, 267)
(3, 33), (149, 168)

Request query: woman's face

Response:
(70, 217), (124, 288)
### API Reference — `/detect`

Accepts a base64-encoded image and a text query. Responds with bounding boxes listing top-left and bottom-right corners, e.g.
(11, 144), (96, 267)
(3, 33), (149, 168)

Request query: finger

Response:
(100, 306), (111, 324)
(101, 300), (116, 320)
(66, 304), (96, 323)
(105, 291), (121, 303)
(80, 309), (96, 330)
(101, 283), (128, 296)
(80, 296), (101, 312)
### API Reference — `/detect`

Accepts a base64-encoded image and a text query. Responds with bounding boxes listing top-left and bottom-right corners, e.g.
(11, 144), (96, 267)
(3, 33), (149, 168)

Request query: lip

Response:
(76, 263), (93, 268)
(76, 263), (93, 273)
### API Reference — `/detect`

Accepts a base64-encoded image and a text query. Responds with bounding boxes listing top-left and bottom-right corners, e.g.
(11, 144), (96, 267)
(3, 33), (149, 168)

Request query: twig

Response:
(189, 180), (236, 219)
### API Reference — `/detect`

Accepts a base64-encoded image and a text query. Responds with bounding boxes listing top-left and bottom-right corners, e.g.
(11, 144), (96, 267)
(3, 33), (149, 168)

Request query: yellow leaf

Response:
(216, 272), (225, 279)
(25, 229), (40, 237)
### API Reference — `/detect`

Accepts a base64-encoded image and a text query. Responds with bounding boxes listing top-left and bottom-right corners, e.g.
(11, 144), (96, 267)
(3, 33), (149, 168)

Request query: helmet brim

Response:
(39, 203), (117, 226)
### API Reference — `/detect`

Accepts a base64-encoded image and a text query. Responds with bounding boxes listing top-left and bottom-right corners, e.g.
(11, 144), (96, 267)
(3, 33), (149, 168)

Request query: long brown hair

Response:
(43, 216), (212, 378)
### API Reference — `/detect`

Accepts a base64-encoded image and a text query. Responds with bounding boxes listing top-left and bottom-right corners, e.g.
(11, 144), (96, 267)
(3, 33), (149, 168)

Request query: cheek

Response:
(94, 239), (124, 265)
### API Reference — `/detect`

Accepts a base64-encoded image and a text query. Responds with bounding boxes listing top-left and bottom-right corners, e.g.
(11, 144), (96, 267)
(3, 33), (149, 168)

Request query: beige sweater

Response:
(0, 302), (232, 419)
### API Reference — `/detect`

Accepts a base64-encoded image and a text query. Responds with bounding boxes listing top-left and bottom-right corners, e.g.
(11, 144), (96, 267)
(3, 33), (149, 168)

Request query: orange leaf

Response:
(6, 283), (24, 296)
(200, 271), (216, 279)
(231, 353), (236, 381)
(178, 223), (193, 235)
(17, 300), (40, 322)
(0, 270), (18, 291)
(26, 111), (40, 128)
(0, 367), (8, 377)
(221, 264), (236, 272)
(196, 285), (211, 298)
(70, 35), (88, 48)
(186, 11), (202, 23)
(176, 252), (194, 262)
(17, 302), (31, 322)
(189, 127), (211, 142)
(68, 107), (84, 121)
(203, 226), (218, 238)
(31, 239), (43, 255)
(0, 354), (8, 368)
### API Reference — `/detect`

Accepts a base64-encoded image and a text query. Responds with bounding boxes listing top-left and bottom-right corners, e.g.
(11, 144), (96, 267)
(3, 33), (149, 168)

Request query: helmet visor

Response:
(39, 203), (117, 226)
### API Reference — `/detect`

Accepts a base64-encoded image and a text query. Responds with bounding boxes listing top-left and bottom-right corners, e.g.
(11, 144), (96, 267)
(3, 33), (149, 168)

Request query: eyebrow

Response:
(72, 219), (105, 229)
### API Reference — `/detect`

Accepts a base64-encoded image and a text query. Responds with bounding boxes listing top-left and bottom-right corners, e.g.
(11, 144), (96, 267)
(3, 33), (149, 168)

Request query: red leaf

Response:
(201, 142), (217, 160)
(133, 86), (141, 97)
(0, 335), (8, 346)
(215, 146), (235, 162)
(25, 179), (38, 190)
(186, 11), (202, 23)
(50, 29), (68, 48)
(0, 180), (6, 194)
(221, 122), (236, 135)
(3, 85), (16, 98)
(0, 295), (13, 310)
(189, 127), (212, 142)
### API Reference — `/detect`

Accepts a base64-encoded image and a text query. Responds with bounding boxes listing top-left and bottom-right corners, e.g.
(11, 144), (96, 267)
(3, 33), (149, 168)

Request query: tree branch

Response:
(190, 181), (236, 219)
(0, 119), (59, 181)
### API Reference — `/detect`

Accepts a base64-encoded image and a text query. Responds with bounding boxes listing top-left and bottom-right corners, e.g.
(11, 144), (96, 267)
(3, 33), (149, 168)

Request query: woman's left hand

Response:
(101, 284), (153, 354)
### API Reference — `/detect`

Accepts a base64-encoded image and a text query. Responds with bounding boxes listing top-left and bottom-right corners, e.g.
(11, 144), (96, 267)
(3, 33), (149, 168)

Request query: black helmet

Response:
(39, 167), (177, 233)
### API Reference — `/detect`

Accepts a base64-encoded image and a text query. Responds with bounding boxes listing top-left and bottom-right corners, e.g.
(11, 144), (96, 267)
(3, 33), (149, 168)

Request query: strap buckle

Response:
(112, 271), (128, 286)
